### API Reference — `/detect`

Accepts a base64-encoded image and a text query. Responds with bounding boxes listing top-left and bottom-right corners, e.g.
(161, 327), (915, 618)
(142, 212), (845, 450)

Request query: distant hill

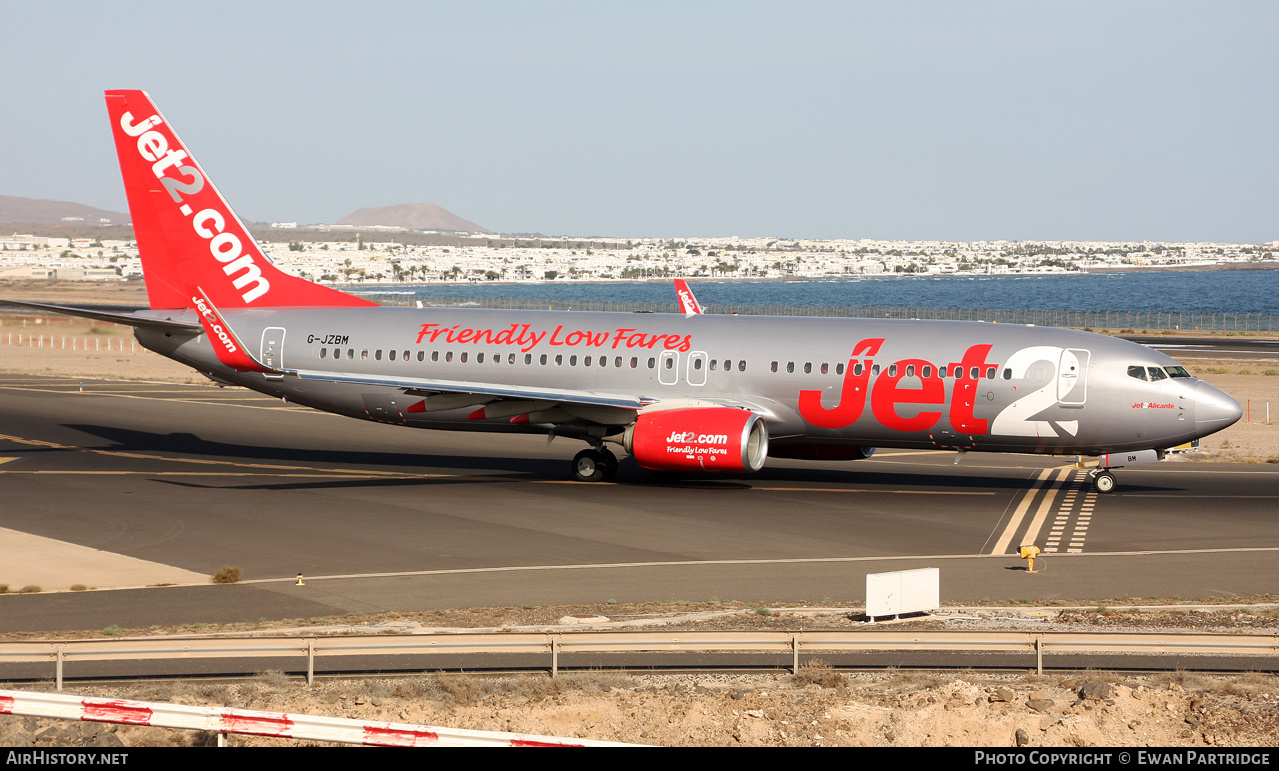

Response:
(0, 195), (129, 225)
(337, 203), (491, 234)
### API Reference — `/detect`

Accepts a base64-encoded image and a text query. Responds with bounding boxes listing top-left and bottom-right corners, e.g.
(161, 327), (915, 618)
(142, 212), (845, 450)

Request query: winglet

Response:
(674, 279), (703, 316)
(189, 286), (276, 373)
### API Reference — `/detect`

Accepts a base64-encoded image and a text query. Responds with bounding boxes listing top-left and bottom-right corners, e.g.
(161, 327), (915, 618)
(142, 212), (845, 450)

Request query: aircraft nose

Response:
(1195, 381), (1243, 430)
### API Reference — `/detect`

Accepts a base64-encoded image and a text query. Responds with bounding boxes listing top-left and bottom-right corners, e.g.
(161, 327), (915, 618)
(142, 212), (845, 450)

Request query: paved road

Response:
(1121, 335), (1279, 360)
(1, 374), (1276, 634)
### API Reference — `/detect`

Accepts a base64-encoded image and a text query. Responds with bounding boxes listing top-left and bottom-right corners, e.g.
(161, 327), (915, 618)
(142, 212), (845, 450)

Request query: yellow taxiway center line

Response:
(0, 471), (418, 478)
(0, 432), (408, 476)
(0, 384), (309, 412)
(990, 467), (1056, 556)
(1018, 466), (1075, 551)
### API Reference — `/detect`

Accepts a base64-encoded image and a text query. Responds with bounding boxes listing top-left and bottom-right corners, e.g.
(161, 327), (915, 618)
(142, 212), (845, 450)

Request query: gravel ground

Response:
(3, 601), (1278, 748)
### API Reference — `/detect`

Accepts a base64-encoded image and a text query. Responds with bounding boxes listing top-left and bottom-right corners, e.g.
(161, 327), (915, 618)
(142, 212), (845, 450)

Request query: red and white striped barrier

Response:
(0, 689), (641, 747)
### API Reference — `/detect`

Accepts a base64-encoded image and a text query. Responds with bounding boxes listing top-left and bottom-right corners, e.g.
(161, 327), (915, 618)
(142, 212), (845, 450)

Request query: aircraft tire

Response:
(1092, 471), (1116, 494)
(572, 449), (613, 483)
(598, 448), (619, 482)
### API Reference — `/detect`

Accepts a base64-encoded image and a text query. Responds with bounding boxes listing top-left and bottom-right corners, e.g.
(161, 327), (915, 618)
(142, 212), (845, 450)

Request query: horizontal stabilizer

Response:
(0, 298), (199, 331)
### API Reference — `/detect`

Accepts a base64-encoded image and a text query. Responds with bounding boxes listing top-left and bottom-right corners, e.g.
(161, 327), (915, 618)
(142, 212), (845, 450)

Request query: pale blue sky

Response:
(5, 1), (1276, 242)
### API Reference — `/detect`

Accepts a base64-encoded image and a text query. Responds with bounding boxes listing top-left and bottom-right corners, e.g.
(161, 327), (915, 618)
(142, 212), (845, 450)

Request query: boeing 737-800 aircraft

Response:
(0, 91), (1243, 492)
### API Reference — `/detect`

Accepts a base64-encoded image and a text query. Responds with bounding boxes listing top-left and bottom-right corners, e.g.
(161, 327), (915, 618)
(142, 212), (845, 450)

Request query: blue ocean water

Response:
(354, 270), (1279, 315)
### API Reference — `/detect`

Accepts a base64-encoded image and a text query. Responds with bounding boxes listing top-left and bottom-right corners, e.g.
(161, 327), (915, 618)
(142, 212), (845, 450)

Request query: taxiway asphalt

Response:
(1, 374), (1277, 634)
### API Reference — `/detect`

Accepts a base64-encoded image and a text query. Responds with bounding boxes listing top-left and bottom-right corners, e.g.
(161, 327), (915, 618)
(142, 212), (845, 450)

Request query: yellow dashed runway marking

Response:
(1043, 469), (1097, 554)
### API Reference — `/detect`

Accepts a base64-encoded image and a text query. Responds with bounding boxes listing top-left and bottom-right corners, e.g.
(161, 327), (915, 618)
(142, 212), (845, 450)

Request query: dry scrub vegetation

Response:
(5, 666), (1279, 748)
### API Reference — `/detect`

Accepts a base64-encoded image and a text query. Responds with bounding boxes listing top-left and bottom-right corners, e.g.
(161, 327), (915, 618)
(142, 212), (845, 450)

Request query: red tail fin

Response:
(104, 90), (375, 310)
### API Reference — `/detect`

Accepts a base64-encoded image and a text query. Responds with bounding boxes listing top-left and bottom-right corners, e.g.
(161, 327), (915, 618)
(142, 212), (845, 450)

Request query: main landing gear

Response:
(572, 447), (618, 483)
(1089, 469), (1117, 494)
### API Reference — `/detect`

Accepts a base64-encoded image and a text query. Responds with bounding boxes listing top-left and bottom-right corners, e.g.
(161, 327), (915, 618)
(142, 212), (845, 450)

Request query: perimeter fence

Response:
(366, 295), (1278, 332)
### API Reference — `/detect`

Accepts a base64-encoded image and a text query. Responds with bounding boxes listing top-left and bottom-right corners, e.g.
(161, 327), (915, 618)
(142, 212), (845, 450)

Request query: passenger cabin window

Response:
(738, 360), (746, 372)
(836, 363), (844, 375)
(320, 348), (327, 359)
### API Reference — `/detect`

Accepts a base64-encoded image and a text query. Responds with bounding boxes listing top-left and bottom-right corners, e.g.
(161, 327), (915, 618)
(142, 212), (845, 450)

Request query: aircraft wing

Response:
(290, 367), (652, 412)
(0, 299), (200, 331)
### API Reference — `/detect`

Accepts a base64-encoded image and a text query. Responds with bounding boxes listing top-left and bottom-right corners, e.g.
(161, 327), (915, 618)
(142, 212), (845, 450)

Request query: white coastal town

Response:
(2, 226), (1277, 286)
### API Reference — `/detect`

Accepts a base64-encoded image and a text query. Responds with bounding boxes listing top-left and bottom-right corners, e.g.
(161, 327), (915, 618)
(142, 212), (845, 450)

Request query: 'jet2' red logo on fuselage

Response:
(798, 338), (994, 435)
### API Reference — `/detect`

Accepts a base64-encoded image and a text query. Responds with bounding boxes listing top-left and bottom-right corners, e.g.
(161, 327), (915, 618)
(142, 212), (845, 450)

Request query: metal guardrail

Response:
(2, 630), (1276, 688)
(363, 296), (1279, 332)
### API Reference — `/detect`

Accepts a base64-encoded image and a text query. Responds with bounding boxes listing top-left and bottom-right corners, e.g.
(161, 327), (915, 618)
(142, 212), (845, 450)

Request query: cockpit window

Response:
(1165, 365), (1192, 378)
(1147, 366), (1168, 381)
(1127, 365), (1148, 381)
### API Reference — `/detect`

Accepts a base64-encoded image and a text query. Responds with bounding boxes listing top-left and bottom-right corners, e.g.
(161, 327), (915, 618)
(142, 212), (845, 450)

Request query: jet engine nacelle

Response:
(624, 407), (769, 474)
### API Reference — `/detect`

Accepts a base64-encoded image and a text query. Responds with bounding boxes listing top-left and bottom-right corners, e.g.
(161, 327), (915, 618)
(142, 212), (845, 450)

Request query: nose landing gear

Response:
(1089, 469), (1117, 493)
